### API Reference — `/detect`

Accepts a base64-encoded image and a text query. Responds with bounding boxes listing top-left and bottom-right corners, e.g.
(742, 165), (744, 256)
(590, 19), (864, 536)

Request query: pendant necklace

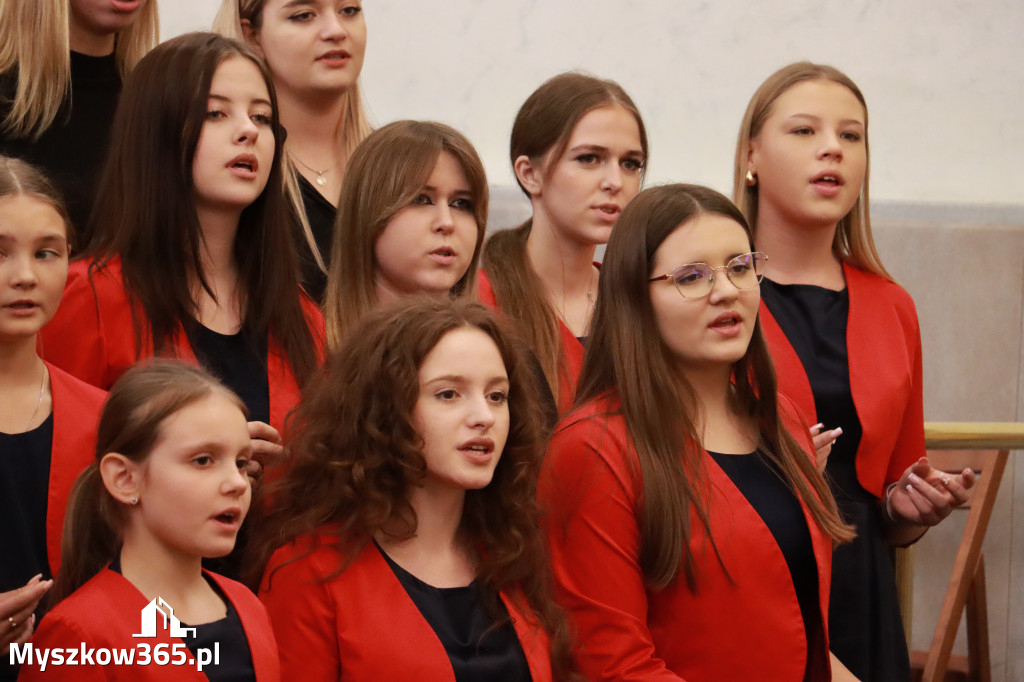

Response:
(291, 154), (335, 187)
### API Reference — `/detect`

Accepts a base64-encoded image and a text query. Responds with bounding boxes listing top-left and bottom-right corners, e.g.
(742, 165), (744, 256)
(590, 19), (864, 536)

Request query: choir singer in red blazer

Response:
(540, 184), (858, 681)
(253, 298), (580, 681)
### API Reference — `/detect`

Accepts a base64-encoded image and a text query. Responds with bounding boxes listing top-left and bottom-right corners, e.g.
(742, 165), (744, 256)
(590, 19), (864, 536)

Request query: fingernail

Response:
(941, 475), (950, 485)
(832, 427), (843, 438)
(907, 484), (914, 493)
(813, 423), (824, 430)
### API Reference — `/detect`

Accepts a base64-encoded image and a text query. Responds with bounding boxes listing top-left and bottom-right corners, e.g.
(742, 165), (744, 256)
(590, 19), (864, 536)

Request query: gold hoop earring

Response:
(745, 170), (757, 187)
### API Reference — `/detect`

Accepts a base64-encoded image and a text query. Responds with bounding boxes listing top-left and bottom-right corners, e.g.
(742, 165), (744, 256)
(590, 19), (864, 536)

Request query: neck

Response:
(0, 336), (44, 384)
(119, 528), (206, 606)
(755, 207), (844, 287)
(526, 210), (599, 299)
(68, 25), (116, 57)
(403, 484), (466, 549)
(678, 362), (756, 454)
(195, 208), (241, 277)
(277, 89), (348, 169)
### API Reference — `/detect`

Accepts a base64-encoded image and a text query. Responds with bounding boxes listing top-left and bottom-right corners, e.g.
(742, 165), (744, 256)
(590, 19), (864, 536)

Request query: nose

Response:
(707, 267), (741, 303)
(433, 203), (455, 235)
(9, 254), (39, 289)
(222, 459), (251, 496)
(468, 394), (497, 429)
(601, 162), (623, 192)
(321, 10), (349, 40)
(235, 117), (260, 145)
(817, 129), (844, 161)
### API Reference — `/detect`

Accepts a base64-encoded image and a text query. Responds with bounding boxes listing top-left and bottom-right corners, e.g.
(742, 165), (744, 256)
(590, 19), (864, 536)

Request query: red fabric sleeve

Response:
(540, 415), (686, 682)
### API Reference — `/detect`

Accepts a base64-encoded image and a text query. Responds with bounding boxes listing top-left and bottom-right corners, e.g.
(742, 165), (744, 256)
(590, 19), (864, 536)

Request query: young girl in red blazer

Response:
(19, 361), (279, 681)
(734, 62), (974, 681)
(0, 157), (105, 679)
(39, 33), (324, 465)
(540, 184), (857, 681)
(253, 298), (579, 681)
(479, 72), (648, 415)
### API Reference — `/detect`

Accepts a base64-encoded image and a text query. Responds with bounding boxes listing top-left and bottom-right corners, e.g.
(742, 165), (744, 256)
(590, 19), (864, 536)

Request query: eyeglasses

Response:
(648, 252), (767, 299)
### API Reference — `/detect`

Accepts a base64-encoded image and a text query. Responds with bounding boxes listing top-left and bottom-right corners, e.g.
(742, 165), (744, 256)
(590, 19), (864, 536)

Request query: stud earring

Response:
(745, 170), (757, 186)
(129, 496), (139, 506)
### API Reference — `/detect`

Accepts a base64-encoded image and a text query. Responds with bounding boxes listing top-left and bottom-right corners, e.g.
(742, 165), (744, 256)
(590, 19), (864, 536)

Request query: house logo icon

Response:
(132, 597), (197, 639)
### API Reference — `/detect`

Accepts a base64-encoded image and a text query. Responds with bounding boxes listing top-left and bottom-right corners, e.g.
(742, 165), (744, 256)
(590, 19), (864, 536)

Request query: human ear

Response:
(240, 19), (264, 56)
(513, 155), (544, 198)
(99, 453), (142, 506)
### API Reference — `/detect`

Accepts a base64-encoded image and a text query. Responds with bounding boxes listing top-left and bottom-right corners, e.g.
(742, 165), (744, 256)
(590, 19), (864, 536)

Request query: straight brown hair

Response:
(86, 32), (319, 385)
(482, 72), (648, 408)
(324, 120), (488, 348)
(577, 183), (854, 590)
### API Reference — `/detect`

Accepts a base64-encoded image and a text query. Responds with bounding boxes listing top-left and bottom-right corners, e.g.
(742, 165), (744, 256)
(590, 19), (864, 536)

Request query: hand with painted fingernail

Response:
(1, 574), (51, 656)
(886, 456), (976, 528)
(809, 423), (842, 474)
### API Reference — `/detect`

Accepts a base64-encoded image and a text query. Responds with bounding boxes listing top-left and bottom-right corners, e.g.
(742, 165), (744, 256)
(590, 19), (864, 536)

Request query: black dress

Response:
(762, 279), (910, 682)
(295, 172), (337, 305)
(0, 51), (121, 245)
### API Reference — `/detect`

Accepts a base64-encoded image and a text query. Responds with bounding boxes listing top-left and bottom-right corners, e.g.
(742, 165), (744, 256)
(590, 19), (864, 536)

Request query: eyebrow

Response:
(786, 113), (864, 127)
(0, 233), (66, 244)
(567, 143), (645, 157)
(423, 374), (509, 385)
(208, 93), (274, 109)
(422, 185), (473, 197)
(281, 0), (317, 9)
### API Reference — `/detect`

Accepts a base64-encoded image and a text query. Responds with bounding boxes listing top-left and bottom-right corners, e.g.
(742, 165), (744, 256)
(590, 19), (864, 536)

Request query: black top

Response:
(186, 324), (270, 426)
(296, 172), (337, 305)
(0, 413), (54, 591)
(109, 559), (256, 682)
(376, 544), (532, 682)
(0, 52), (121, 245)
(0, 414), (53, 682)
(709, 449), (824, 682)
(762, 279), (910, 682)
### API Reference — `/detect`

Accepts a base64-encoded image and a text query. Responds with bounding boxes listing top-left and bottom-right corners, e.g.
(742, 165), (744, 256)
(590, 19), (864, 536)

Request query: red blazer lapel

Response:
(760, 302), (817, 426)
(207, 572), (280, 682)
(46, 364), (106, 578)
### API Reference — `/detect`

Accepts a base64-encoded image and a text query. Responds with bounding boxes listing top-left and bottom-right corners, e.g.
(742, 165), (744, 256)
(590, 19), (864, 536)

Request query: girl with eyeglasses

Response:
(322, 120), (487, 349)
(480, 72), (648, 416)
(0, 0), (159, 246)
(734, 62), (974, 681)
(0, 157), (106, 680)
(214, 0), (372, 304)
(540, 183), (857, 681)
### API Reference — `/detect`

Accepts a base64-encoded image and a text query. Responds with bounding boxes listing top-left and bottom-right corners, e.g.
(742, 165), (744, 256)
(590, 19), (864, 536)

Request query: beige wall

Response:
(875, 207), (1024, 682)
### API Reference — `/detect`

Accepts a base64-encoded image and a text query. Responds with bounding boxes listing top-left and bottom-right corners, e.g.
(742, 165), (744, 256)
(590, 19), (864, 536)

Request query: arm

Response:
(259, 548), (340, 682)
(540, 420), (685, 682)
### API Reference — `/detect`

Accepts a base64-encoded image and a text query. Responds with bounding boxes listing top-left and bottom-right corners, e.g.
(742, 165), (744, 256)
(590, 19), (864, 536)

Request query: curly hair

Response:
(249, 297), (578, 678)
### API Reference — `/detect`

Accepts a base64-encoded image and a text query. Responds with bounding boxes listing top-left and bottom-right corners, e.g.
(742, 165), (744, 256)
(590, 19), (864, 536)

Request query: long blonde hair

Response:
(733, 61), (890, 280)
(213, 0), (373, 277)
(0, 0), (159, 141)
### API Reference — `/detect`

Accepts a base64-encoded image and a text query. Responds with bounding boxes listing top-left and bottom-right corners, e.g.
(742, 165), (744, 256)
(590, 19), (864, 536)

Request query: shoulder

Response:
(546, 397), (634, 489)
(66, 256), (127, 300)
(37, 570), (130, 640)
(476, 268), (497, 307)
(261, 529), (354, 593)
(845, 263), (918, 321)
(47, 363), (107, 408)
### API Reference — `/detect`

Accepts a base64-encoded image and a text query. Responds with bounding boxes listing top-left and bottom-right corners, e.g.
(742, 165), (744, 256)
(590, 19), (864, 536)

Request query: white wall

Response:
(163, 0), (1023, 206)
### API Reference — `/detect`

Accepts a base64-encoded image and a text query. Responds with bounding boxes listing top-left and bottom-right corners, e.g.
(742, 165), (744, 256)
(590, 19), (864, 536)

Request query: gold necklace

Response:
(23, 363), (47, 431)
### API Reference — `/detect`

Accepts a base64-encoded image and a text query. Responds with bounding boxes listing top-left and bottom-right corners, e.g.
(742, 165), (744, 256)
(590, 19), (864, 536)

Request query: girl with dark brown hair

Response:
(0, 157), (105, 680)
(253, 297), (578, 681)
(323, 120), (488, 348)
(540, 183), (857, 681)
(19, 361), (280, 681)
(39, 33), (324, 467)
(480, 72), (648, 414)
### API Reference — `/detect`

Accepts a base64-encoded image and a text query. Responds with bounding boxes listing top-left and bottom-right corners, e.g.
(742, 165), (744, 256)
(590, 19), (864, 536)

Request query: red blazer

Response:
(40, 256), (325, 433)
(540, 393), (834, 681)
(21, 567), (280, 681)
(45, 363), (106, 577)
(477, 269), (585, 414)
(259, 531), (554, 681)
(761, 263), (926, 498)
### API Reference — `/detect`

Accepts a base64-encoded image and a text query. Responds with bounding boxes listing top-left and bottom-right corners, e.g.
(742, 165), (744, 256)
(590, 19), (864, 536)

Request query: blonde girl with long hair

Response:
(0, 0), (159, 244)
(214, 0), (372, 303)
